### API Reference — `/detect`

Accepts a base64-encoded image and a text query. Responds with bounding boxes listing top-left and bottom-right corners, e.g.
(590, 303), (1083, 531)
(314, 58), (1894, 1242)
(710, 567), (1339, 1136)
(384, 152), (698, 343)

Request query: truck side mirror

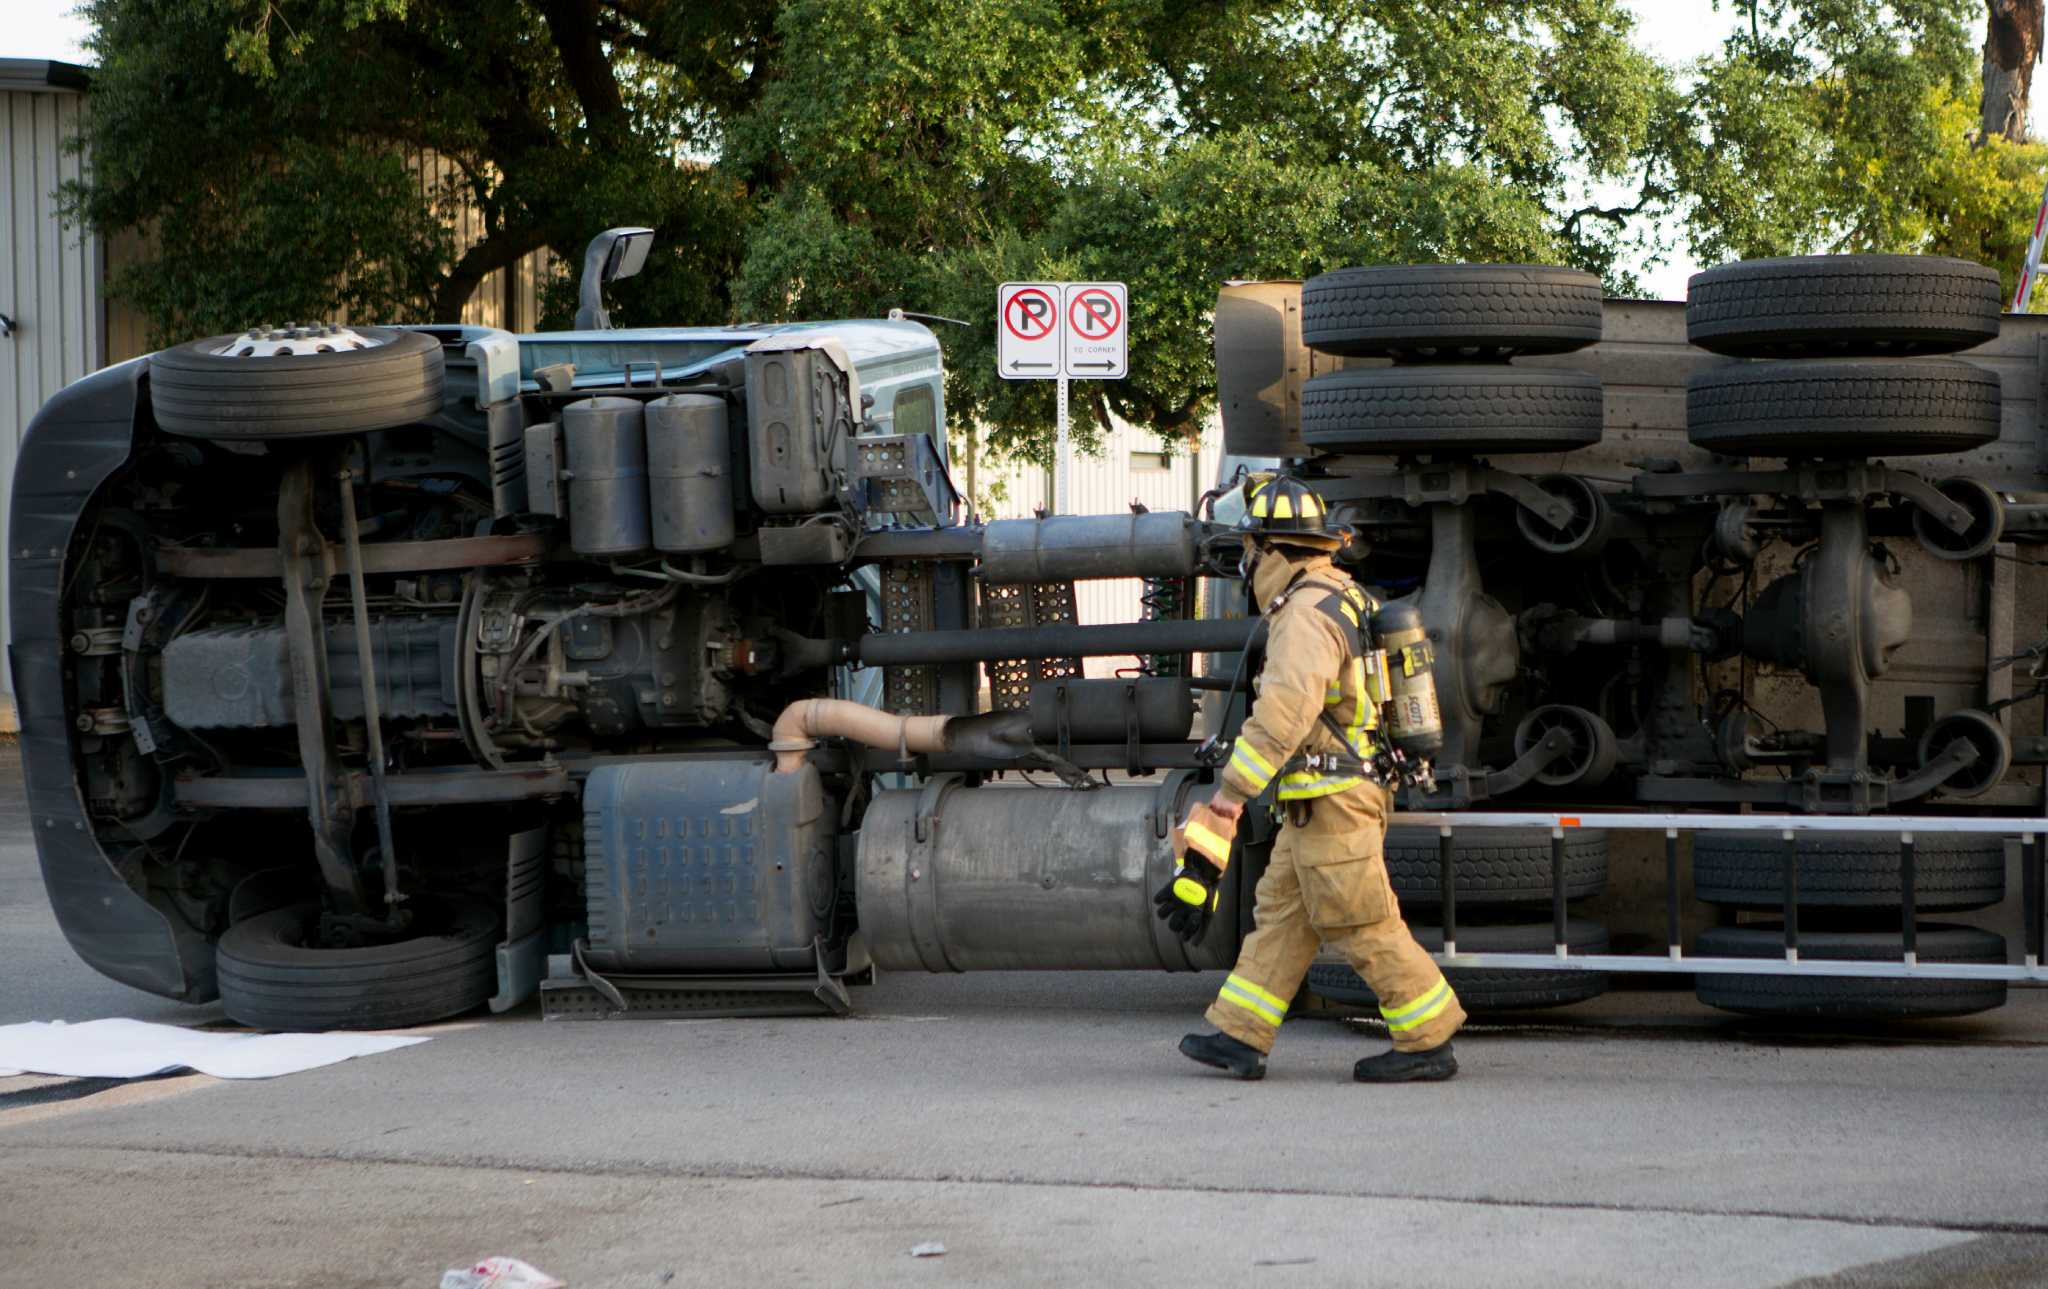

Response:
(574, 227), (655, 330)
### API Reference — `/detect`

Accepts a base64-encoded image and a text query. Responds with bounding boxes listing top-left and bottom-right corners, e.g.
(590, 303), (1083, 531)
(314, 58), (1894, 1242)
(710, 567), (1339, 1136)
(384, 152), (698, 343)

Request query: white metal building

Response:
(2, 57), (98, 502)
(970, 416), (1222, 676)
(1, 59), (96, 728)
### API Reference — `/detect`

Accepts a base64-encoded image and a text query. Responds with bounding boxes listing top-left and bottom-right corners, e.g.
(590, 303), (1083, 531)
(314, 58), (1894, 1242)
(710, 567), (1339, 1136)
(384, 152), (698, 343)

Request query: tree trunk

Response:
(1982, 0), (2045, 144)
(431, 226), (552, 323)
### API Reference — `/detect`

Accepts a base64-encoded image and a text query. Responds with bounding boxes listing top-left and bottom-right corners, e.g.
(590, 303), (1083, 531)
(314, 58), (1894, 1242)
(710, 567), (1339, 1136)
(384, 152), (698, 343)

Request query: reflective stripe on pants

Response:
(1381, 977), (1455, 1032)
(1215, 973), (1289, 1027)
(1203, 783), (1464, 1054)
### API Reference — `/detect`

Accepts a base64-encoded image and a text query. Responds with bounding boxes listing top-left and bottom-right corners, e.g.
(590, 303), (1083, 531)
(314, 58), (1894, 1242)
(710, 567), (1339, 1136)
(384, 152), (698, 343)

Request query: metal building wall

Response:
(2, 83), (99, 439)
(102, 227), (150, 363)
(1, 78), (98, 719)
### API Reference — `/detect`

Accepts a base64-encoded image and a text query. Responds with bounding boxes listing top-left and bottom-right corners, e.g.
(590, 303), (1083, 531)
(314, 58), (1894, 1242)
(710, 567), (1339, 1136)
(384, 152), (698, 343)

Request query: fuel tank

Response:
(856, 772), (1241, 972)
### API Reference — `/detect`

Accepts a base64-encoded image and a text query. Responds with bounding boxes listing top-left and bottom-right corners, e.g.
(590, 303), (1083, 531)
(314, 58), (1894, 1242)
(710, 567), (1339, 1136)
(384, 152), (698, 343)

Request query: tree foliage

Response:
(1666, 0), (2048, 298)
(69, 0), (757, 338)
(64, 0), (2048, 458)
(725, 0), (1670, 455)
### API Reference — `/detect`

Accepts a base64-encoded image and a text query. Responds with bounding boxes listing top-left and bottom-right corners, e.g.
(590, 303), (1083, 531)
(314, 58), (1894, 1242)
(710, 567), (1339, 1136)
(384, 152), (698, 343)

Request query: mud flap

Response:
(490, 825), (548, 1013)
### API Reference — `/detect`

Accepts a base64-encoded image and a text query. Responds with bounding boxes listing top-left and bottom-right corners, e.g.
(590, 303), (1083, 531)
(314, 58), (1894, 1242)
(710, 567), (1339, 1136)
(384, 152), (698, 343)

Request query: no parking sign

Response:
(994, 280), (1129, 515)
(997, 283), (1061, 378)
(996, 281), (1128, 380)
(1063, 284), (1127, 379)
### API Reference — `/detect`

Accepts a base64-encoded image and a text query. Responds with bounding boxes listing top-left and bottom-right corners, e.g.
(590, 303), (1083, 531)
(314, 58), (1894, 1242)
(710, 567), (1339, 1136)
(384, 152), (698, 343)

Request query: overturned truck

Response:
(15, 239), (2046, 1028)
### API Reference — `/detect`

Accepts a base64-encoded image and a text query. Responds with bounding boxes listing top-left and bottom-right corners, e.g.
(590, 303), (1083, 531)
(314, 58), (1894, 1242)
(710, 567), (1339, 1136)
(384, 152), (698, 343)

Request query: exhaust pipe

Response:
(770, 698), (949, 773)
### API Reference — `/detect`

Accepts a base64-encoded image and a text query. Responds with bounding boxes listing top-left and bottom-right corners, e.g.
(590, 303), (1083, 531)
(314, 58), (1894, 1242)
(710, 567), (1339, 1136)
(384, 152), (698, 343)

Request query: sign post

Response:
(997, 281), (1128, 513)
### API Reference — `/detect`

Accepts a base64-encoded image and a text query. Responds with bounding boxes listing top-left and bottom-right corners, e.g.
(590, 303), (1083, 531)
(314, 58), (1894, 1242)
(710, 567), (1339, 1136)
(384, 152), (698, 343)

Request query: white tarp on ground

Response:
(0, 1018), (429, 1079)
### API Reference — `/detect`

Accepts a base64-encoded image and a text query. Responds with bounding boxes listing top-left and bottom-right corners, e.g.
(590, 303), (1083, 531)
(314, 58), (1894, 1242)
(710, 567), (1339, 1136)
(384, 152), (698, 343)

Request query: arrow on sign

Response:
(1010, 360), (1055, 371)
(1070, 361), (1118, 371)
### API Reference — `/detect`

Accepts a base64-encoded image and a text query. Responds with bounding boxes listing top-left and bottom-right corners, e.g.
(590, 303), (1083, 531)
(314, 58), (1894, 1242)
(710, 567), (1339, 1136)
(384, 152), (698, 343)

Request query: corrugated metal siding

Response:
(511, 245), (558, 331)
(410, 149), (499, 329)
(2, 86), (99, 702)
(3, 88), (99, 436)
(978, 411), (1221, 676)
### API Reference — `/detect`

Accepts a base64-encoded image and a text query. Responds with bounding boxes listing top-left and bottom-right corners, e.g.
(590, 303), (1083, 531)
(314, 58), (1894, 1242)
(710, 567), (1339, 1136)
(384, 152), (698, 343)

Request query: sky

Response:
(6, 2), (2035, 301)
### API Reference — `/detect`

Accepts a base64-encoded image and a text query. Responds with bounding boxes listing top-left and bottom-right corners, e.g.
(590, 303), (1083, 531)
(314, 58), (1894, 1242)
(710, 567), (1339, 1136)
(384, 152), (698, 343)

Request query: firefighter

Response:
(1157, 473), (1464, 1082)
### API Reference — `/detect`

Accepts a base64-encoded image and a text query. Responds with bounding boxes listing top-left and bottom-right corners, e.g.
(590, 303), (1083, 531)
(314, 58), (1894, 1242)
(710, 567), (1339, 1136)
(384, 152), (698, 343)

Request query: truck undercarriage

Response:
(14, 249), (2046, 1029)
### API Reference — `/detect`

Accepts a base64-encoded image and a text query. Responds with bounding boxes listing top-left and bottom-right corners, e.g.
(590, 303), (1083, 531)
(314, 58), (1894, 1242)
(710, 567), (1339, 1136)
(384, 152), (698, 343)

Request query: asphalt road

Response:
(5, 746), (2048, 1288)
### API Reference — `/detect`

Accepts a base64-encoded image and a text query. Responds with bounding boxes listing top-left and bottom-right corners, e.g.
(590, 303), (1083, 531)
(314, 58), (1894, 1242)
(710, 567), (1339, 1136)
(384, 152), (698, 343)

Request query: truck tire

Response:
(1686, 255), (2001, 358)
(1692, 831), (2006, 912)
(1301, 366), (1604, 456)
(149, 326), (445, 440)
(216, 899), (499, 1031)
(1307, 918), (1610, 1012)
(1302, 264), (1604, 359)
(1685, 358), (2001, 457)
(1383, 825), (1607, 907)
(1693, 924), (2007, 1020)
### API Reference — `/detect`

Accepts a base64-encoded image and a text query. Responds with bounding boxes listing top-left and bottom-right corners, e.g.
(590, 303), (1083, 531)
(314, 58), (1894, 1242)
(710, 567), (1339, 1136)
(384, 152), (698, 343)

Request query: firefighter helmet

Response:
(1239, 473), (1343, 549)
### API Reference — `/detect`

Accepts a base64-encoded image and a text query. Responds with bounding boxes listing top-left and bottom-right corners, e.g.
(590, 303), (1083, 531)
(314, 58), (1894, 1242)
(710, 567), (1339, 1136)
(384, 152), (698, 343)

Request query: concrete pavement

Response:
(4, 745), (2047, 1288)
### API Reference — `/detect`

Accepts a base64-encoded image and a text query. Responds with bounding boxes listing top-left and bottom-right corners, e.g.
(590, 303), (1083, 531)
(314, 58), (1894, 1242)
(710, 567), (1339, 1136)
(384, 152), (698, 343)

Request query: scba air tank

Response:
(562, 396), (650, 556)
(1370, 598), (1443, 761)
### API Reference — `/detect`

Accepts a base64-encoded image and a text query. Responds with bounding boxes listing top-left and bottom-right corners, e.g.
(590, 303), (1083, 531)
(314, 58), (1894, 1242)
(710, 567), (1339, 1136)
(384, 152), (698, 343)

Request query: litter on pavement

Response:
(909, 1242), (948, 1258)
(438, 1256), (566, 1288)
(0, 1018), (430, 1080)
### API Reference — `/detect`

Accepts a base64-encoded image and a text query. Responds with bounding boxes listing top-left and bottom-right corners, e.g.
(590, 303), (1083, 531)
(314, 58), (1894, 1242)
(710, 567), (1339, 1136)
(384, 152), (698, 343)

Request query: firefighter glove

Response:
(1154, 854), (1223, 945)
(1154, 801), (1238, 945)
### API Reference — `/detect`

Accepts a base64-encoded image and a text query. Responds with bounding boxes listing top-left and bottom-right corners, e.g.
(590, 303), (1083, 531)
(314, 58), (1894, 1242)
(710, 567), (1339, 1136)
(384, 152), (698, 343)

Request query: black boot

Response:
(1179, 1031), (1267, 1080)
(1354, 1041), (1457, 1083)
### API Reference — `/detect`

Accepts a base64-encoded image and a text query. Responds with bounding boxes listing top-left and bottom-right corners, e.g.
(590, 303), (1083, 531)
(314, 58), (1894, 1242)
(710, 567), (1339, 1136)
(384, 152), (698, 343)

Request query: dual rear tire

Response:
(1298, 265), (1606, 457)
(1694, 924), (2006, 1021)
(1684, 256), (2004, 458)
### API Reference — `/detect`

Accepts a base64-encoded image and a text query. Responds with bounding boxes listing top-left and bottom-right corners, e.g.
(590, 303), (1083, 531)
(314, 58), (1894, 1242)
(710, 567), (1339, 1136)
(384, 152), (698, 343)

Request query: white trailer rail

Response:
(1391, 812), (2046, 983)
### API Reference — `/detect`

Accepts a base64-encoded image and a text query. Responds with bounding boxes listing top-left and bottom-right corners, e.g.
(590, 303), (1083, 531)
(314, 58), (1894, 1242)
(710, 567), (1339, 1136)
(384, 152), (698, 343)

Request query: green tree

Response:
(67, 0), (763, 340)
(1668, 0), (2048, 298)
(71, 0), (1676, 455)
(727, 0), (1673, 457)
(68, 0), (2048, 459)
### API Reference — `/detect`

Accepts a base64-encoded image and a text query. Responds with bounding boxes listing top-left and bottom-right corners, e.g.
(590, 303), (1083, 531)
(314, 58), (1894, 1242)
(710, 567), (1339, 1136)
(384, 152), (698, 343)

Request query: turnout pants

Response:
(1204, 785), (1465, 1054)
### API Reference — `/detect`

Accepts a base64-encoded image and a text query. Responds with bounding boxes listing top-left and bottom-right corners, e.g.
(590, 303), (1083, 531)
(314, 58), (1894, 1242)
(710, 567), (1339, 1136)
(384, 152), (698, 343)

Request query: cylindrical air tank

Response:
(644, 393), (735, 554)
(561, 396), (650, 556)
(1371, 598), (1444, 761)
